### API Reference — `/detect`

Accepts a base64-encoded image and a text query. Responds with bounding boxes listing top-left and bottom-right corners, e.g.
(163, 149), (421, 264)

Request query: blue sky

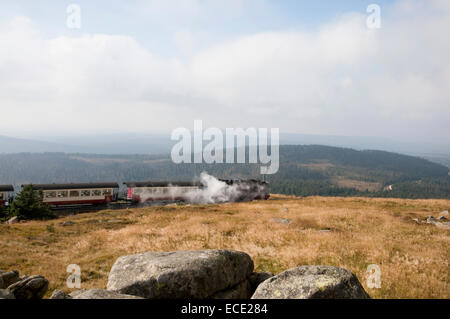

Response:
(1, 0), (395, 56)
(0, 0), (449, 144)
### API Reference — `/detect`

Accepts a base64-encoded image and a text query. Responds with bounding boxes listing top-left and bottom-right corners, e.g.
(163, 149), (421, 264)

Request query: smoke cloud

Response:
(138, 172), (266, 204)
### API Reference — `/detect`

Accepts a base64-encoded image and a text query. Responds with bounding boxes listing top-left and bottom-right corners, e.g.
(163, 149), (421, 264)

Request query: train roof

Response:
(124, 181), (201, 187)
(219, 179), (268, 185)
(0, 185), (14, 192)
(21, 183), (119, 190)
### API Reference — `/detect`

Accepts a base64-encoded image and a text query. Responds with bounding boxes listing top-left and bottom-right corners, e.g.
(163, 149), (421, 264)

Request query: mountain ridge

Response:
(0, 145), (448, 199)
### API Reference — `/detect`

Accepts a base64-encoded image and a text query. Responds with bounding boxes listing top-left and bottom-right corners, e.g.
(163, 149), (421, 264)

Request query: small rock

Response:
(60, 221), (75, 226)
(425, 216), (450, 230)
(107, 219), (123, 223)
(7, 216), (18, 225)
(411, 218), (419, 224)
(50, 289), (72, 299)
(437, 216), (448, 221)
(86, 219), (100, 224)
(0, 289), (15, 299)
(0, 270), (20, 289)
(439, 210), (449, 218)
(272, 218), (291, 225)
(70, 289), (143, 299)
(8, 275), (49, 299)
(251, 266), (370, 299)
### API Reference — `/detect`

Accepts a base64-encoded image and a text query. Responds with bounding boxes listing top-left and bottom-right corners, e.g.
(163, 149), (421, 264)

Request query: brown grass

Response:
(1, 195), (449, 299)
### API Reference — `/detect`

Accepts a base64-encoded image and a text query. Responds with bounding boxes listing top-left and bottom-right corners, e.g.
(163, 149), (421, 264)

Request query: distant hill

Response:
(0, 145), (448, 199)
(2, 133), (449, 158)
(0, 135), (79, 153)
(0, 134), (172, 154)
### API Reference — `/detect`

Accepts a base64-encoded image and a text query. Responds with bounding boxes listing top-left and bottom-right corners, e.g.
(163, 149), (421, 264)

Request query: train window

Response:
(45, 191), (56, 198)
(70, 190), (80, 197)
(92, 190), (102, 196)
(102, 189), (112, 196)
(0, 193), (4, 200)
(81, 190), (91, 197)
(57, 191), (68, 198)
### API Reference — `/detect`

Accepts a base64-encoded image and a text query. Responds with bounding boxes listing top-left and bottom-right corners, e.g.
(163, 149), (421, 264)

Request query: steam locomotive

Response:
(0, 179), (270, 208)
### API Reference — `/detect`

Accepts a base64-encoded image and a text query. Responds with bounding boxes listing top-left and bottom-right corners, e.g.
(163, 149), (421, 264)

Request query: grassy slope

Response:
(0, 196), (449, 299)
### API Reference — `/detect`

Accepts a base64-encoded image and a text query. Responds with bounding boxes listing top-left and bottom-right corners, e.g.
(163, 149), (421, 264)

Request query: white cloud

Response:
(0, 0), (449, 142)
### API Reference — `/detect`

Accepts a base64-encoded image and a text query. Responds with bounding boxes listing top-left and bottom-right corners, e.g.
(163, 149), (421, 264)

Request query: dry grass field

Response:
(1, 195), (449, 299)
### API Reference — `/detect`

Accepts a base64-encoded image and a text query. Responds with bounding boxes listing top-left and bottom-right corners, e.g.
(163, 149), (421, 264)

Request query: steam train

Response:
(0, 179), (269, 208)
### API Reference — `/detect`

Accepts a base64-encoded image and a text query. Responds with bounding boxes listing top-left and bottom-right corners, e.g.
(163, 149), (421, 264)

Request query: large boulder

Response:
(251, 266), (370, 299)
(70, 289), (144, 299)
(107, 249), (254, 299)
(8, 275), (49, 299)
(0, 270), (20, 289)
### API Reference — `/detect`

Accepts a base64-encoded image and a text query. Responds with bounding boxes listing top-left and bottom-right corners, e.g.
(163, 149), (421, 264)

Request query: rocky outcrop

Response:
(107, 249), (254, 299)
(0, 270), (20, 289)
(70, 289), (144, 299)
(1, 251), (372, 300)
(426, 215), (450, 230)
(8, 275), (49, 299)
(251, 266), (370, 299)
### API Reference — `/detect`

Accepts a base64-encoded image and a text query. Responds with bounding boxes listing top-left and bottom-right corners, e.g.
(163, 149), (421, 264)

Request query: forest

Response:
(0, 145), (449, 199)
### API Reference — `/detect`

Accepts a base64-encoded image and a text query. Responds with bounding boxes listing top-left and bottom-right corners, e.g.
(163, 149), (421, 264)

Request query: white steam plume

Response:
(138, 172), (266, 204)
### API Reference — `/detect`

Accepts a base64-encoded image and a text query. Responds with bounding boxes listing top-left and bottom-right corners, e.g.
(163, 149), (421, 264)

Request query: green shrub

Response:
(0, 204), (8, 221)
(9, 185), (55, 220)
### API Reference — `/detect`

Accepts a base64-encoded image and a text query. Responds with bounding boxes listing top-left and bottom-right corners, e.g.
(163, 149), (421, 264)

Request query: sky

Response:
(0, 0), (449, 144)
